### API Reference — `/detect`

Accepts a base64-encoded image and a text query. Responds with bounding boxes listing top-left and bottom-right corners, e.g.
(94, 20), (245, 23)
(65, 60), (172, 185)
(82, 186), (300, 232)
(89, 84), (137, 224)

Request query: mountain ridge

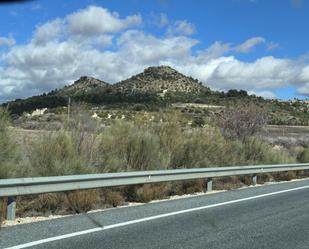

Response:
(2, 65), (309, 126)
(114, 66), (205, 94)
(57, 76), (110, 96)
(55, 65), (207, 97)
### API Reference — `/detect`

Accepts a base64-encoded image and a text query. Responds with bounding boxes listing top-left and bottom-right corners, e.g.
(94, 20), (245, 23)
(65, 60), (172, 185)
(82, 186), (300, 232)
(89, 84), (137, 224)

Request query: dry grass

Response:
(104, 190), (125, 207)
(135, 184), (169, 202)
(0, 108), (18, 179)
(214, 176), (245, 190)
(65, 190), (100, 213)
(0, 198), (7, 225)
(16, 194), (64, 217)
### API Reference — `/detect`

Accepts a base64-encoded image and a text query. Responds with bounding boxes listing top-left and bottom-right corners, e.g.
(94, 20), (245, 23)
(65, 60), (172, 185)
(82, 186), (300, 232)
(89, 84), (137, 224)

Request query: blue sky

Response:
(0, 0), (309, 102)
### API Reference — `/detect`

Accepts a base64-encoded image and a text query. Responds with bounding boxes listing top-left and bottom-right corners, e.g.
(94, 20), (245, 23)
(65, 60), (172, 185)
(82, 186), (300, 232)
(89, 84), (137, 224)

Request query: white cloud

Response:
(197, 42), (232, 62)
(196, 37), (277, 61)
(297, 83), (309, 95)
(0, 36), (16, 47)
(117, 30), (198, 64)
(248, 90), (276, 99)
(299, 65), (309, 82)
(94, 35), (113, 47)
(67, 6), (142, 36)
(234, 37), (265, 53)
(1, 6), (309, 102)
(149, 12), (169, 28)
(168, 20), (196, 35)
(297, 66), (309, 95)
(33, 19), (64, 44)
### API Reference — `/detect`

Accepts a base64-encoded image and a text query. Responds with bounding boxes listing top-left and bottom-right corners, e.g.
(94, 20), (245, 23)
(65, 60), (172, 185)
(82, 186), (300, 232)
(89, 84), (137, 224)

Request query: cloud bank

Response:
(0, 5), (309, 103)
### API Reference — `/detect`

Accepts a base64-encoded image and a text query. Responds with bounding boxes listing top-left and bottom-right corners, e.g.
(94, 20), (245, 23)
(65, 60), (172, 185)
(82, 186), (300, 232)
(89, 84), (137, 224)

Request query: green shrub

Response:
(104, 190), (125, 207)
(234, 138), (295, 165)
(97, 115), (294, 172)
(65, 190), (100, 213)
(297, 147), (309, 163)
(27, 131), (95, 176)
(0, 108), (18, 179)
(171, 128), (228, 168)
(98, 122), (168, 171)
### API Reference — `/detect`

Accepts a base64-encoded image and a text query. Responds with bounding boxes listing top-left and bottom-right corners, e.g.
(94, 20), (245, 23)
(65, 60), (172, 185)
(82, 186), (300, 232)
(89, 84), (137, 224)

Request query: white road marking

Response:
(4, 185), (309, 249)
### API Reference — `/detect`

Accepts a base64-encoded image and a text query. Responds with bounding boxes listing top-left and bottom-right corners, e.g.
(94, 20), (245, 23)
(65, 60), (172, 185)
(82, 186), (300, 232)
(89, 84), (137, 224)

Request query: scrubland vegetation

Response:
(0, 106), (308, 221)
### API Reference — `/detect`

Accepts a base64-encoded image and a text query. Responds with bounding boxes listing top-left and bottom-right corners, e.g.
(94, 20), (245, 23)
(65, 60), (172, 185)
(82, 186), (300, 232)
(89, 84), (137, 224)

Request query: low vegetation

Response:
(0, 106), (308, 221)
(0, 108), (18, 179)
(216, 104), (268, 140)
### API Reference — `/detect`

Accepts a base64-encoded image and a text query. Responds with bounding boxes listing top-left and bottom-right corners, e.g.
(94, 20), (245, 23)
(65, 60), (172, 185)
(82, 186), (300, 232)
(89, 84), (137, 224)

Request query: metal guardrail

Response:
(1, 163), (309, 220)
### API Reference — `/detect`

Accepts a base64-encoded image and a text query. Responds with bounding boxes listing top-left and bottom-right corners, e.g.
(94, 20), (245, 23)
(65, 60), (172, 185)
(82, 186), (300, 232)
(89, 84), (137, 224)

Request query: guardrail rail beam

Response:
(1, 163), (308, 220)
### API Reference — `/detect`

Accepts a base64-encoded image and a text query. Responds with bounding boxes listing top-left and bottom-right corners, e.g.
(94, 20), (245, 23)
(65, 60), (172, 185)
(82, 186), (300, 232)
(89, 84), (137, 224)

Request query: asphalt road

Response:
(1, 179), (309, 249)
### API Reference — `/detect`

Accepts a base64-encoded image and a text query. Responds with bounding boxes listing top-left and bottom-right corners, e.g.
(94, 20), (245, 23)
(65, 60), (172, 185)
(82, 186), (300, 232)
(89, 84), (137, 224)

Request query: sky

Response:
(0, 0), (309, 103)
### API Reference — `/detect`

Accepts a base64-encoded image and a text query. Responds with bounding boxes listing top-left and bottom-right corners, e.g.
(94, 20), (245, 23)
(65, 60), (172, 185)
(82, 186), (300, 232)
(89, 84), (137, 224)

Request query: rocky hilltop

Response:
(59, 76), (109, 96)
(53, 66), (205, 97)
(114, 66), (204, 94)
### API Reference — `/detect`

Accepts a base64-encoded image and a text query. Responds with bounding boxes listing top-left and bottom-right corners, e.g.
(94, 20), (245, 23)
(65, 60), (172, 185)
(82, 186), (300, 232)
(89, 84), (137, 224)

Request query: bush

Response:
(104, 190), (125, 207)
(2, 109), (302, 218)
(65, 190), (100, 213)
(171, 127), (240, 168)
(135, 184), (169, 202)
(36, 194), (64, 213)
(26, 130), (95, 177)
(0, 197), (6, 224)
(233, 137), (295, 165)
(216, 103), (267, 140)
(17, 194), (65, 217)
(297, 147), (309, 163)
(97, 116), (295, 172)
(98, 122), (168, 171)
(0, 108), (18, 179)
(132, 104), (146, 111)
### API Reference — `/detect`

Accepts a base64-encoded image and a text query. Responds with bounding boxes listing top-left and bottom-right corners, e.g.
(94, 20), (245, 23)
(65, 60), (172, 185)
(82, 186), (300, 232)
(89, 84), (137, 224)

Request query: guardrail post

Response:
(7, 196), (16, 220)
(252, 174), (257, 186)
(207, 178), (213, 192)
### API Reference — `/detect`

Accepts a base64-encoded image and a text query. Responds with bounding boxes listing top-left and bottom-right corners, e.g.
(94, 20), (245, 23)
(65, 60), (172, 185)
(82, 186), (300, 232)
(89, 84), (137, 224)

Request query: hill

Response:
(1, 66), (308, 126)
(114, 66), (204, 95)
(58, 76), (109, 96)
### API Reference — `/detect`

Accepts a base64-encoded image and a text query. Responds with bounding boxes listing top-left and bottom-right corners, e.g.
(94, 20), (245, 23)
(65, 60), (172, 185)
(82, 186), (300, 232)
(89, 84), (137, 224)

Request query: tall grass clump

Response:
(98, 121), (168, 172)
(231, 138), (295, 165)
(0, 108), (18, 179)
(26, 130), (96, 177)
(24, 114), (101, 213)
(170, 127), (231, 168)
(97, 110), (295, 172)
(26, 110), (103, 176)
(297, 146), (309, 163)
(150, 112), (186, 168)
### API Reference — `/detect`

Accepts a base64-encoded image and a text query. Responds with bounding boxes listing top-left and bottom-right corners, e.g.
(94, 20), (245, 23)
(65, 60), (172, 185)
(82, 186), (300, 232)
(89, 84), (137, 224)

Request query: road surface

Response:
(1, 179), (309, 249)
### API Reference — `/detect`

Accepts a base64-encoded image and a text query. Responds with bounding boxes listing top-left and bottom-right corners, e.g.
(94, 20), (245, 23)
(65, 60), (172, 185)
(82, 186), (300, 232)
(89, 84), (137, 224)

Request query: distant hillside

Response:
(58, 76), (109, 96)
(114, 66), (205, 94)
(2, 66), (308, 126)
(2, 66), (211, 114)
(56, 66), (207, 96)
